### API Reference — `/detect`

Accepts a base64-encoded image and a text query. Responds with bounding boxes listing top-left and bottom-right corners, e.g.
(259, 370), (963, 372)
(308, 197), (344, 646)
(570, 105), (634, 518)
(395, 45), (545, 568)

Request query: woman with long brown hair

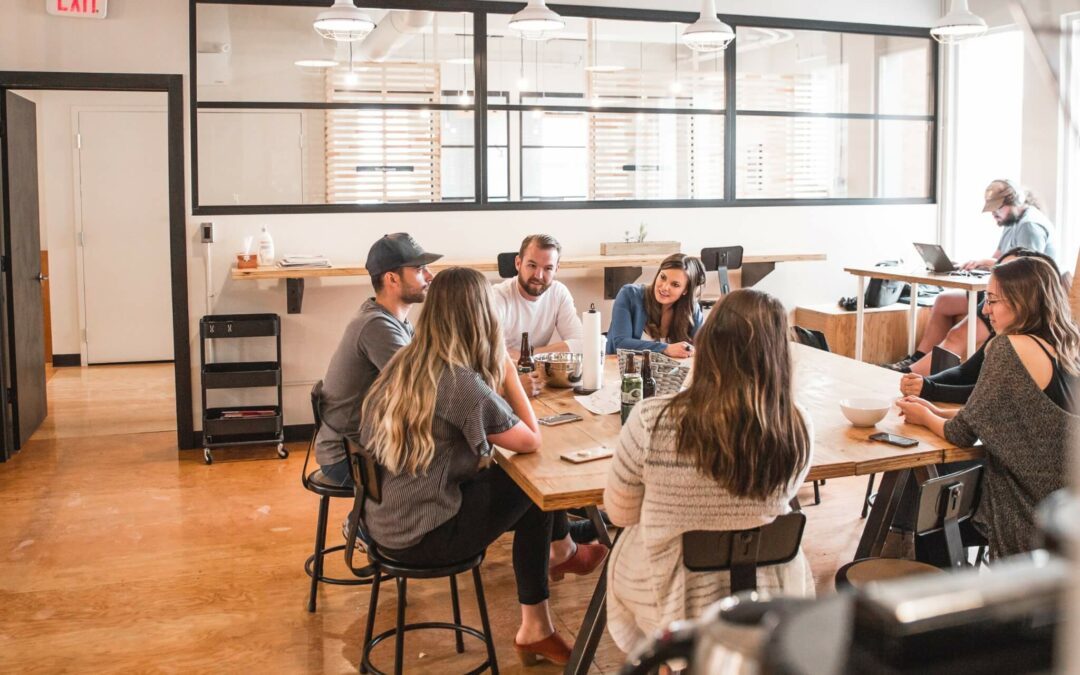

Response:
(607, 253), (706, 358)
(359, 267), (606, 666)
(604, 289), (815, 653)
(898, 256), (1080, 558)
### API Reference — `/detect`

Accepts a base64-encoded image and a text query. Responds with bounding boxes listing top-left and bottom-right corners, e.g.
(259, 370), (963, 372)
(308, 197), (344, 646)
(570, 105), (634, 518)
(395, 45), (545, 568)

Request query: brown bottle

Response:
(641, 351), (656, 399)
(517, 332), (535, 373)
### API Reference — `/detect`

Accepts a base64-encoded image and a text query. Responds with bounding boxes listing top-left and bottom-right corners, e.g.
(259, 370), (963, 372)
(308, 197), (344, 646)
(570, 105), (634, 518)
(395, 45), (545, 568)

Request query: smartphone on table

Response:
(869, 432), (918, 448)
(539, 412), (582, 426)
(560, 446), (614, 463)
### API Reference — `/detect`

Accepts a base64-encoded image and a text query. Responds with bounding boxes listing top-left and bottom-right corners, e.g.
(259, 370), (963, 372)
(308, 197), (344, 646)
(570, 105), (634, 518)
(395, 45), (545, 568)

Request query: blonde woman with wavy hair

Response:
(359, 267), (604, 666)
(604, 289), (815, 654)
(899, 256), (1080, 558)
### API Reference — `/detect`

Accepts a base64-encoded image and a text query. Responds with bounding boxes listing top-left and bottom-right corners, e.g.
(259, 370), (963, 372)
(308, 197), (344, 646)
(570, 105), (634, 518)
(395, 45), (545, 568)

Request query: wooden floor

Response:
(1, 365), (868, 673)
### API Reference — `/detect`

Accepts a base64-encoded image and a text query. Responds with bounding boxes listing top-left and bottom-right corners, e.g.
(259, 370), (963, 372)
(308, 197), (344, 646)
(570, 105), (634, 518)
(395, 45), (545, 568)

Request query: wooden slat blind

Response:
(325, 62), (442, 203)
(587, 70), (723, 200)
(736, 73), (838, 199)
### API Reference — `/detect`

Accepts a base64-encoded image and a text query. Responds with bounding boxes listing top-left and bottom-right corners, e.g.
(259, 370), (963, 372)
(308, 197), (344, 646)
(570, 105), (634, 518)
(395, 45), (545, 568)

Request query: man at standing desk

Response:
(886, 179), (1059, 374)
(315, 233), (441, 491)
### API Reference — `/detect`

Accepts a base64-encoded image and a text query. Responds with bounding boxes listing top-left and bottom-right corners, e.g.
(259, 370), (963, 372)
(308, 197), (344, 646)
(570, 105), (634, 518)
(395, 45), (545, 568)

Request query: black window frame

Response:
(190, 0), (938, 215)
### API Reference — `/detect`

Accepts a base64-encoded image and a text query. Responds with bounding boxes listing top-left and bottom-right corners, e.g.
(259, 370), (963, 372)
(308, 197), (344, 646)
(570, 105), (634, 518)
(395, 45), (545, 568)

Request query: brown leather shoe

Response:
(549, 542), (608, 581)
(514, 631), (571, 666)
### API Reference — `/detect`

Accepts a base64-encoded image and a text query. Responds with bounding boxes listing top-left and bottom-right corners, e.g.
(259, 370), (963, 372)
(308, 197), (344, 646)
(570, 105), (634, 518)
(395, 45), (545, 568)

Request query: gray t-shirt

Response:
(315, 299), (413, 466)
(996, 205), (1058, 265)
(360, 366), (519, 550)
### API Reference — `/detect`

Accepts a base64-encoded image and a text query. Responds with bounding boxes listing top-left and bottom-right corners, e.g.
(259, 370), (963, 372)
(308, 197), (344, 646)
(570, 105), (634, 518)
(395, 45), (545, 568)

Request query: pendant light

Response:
(508, 0), (564, 42)
(313, 0), (376, 43)
(930, 0), (987, 44)
(681, 0), (735, 53)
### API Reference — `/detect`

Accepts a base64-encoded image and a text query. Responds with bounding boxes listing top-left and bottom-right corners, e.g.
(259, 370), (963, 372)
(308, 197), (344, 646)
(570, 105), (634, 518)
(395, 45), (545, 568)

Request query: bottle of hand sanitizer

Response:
(257, 226), (275, 266)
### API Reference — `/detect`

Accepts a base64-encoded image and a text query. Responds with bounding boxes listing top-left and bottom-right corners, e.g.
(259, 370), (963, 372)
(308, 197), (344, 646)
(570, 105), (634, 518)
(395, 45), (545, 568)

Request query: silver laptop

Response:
(912, 243), (990, 276)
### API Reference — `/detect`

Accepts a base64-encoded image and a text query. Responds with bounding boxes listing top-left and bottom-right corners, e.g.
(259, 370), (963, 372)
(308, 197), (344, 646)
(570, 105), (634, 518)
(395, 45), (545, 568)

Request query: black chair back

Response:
(914, 465), (982, 568)
(792, 326), (829, 352)
(302, 381), (325, 485)
(930, 346), (961, 375)
(700, 246), (744, 297)
(497, 252), (517, 279)
(682, 512), (806, 593)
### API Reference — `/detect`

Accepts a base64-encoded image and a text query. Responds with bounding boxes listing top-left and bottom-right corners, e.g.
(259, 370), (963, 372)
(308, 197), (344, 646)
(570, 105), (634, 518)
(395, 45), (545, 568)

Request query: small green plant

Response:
(637, 222), (648, 242)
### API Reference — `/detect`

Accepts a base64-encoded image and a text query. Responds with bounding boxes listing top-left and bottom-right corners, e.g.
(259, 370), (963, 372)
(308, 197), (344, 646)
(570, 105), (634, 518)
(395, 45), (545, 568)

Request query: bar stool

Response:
(303, 381), (377, 613)
(345, 438), (499, 675)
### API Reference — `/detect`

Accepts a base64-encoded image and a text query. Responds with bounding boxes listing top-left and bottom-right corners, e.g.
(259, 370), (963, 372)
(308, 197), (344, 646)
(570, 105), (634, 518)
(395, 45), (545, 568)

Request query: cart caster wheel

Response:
(203, 448), (213, 465)
(277, 444), (289, 459)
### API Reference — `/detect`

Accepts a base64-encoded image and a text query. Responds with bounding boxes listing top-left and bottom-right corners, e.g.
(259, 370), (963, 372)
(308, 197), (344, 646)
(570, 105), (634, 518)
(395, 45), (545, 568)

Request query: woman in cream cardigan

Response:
(604, 289), (816, 653)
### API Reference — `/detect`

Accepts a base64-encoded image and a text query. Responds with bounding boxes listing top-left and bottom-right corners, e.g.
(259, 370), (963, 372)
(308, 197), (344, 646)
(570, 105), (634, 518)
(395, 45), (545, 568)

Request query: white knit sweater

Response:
(603, 396), (816, 653)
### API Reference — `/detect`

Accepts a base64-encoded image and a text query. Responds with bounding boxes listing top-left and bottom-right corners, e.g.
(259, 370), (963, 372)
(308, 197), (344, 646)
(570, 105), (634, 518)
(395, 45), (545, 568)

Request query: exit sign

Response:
(47, 0), (107, 18)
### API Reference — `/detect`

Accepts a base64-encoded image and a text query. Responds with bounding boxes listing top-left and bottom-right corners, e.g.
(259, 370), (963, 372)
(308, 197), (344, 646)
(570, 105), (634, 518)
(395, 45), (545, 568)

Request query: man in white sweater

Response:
(492, 234), (584, 358)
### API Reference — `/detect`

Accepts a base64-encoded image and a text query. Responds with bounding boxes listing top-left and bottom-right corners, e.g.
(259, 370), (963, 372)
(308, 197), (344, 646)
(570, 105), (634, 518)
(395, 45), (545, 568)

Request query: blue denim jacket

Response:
(606, 284), (703, 354)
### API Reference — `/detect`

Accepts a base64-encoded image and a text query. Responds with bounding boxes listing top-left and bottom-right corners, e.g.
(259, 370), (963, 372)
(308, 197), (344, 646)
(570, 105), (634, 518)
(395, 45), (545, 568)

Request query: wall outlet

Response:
(200, 222), (215, 243)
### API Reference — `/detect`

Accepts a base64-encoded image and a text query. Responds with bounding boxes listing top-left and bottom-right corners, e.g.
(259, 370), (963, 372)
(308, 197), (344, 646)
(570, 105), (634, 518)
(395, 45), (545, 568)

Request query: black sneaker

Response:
(881, 356), (915, 373)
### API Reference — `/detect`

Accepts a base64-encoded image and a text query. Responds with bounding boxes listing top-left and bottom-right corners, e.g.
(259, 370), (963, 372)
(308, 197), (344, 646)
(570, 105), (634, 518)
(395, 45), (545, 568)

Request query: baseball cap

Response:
(365, 233), (443, 278)
(982, 179), (1025, 212)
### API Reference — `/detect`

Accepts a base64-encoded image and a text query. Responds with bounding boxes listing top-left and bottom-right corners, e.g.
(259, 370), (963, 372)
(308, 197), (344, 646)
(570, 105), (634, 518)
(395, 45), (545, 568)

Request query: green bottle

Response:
(621, 353), (643, 425)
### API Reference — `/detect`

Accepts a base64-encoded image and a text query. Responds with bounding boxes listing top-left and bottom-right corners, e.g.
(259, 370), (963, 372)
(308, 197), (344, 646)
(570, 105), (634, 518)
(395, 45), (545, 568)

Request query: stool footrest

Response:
(363, 622), (493, 675)
(304, 545), (382, 586)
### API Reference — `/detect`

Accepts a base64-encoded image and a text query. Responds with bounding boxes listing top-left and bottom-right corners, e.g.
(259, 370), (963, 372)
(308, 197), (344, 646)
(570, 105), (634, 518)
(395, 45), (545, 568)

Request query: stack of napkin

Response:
(277, 254), (331, 268)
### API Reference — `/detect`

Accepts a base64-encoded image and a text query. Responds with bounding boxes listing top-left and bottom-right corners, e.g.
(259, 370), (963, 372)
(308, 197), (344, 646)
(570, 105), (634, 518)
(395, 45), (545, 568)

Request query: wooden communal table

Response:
(232, 252), (825, 313)
(494, 345), (976, 675)
(844, 266), (988, 362)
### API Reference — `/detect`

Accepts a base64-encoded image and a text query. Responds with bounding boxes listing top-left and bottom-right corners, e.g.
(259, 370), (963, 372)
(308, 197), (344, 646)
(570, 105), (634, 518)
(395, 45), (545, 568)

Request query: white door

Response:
(77, 110), (173, 364)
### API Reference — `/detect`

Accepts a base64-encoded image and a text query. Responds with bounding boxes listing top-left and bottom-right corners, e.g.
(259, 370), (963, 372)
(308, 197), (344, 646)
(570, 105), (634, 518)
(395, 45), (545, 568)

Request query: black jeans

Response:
(383, 465), (554, 606)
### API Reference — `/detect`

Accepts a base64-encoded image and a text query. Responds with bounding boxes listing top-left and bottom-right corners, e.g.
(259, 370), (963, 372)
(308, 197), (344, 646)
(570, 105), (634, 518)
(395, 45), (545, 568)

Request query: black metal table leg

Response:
(564, 505), (618, 675)
(854, 469), (908, 560)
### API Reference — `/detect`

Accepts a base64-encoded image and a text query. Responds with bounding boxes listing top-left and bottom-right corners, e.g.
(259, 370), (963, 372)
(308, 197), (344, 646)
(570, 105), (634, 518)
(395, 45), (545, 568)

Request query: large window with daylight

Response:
(191, 2), (936, 213)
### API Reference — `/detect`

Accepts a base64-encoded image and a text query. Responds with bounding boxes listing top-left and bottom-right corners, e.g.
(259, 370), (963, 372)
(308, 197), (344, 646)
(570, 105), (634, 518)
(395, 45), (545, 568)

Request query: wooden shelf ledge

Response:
(232, 252), (827, 313)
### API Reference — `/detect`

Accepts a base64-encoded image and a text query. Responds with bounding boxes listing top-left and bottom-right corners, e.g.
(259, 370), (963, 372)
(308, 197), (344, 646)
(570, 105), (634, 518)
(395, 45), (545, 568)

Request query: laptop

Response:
(912, 243), (990, 276)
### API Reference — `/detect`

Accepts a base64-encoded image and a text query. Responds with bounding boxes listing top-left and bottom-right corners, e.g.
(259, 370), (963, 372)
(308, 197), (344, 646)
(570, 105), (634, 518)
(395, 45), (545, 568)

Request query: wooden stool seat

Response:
(835, 557), (944, 589)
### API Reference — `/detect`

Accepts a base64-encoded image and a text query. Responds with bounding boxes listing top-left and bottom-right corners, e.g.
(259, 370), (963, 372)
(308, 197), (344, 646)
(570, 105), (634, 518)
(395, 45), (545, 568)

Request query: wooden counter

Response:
(232, 252), (826, 313)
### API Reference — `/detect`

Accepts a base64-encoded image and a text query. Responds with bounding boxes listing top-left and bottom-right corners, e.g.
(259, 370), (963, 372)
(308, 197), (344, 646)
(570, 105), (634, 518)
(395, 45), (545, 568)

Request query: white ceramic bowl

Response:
(839, 398), (891, 427)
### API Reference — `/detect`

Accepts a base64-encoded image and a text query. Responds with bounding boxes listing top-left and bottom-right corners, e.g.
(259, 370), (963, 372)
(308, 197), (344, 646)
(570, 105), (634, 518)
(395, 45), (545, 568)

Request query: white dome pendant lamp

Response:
(313, 0), (376, 43)
(681, 0), (735, 53)
(509, 0), (565, 42)
(930, 0), (987, 44)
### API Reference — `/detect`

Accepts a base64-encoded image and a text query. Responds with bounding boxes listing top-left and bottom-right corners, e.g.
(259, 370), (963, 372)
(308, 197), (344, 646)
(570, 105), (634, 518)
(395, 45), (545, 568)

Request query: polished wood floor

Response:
(2, 365), (867, 673)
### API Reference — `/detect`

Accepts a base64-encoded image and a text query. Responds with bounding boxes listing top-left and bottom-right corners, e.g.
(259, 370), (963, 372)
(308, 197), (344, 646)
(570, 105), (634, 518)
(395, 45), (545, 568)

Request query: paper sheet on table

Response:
(575, 384), (621, 416)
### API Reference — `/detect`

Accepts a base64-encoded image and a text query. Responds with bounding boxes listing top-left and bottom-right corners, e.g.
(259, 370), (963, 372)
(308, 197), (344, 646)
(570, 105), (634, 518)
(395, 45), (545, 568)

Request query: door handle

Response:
(37, 273), (48, 282)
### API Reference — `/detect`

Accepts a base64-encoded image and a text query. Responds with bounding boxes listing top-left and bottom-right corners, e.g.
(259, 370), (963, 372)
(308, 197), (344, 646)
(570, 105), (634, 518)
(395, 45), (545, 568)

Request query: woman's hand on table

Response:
(896, 396), (941, 426)
(899, 373), (924, 397)
(664, 342), (694, 359)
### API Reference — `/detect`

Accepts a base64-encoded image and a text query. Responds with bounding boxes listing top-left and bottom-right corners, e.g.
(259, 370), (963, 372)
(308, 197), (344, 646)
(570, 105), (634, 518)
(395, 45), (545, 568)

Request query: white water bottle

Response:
(257, 226), (275, 266)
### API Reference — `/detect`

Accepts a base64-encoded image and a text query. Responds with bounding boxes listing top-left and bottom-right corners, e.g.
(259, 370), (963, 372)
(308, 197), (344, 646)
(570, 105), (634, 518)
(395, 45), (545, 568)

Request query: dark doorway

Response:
(0, 72), (193, 458)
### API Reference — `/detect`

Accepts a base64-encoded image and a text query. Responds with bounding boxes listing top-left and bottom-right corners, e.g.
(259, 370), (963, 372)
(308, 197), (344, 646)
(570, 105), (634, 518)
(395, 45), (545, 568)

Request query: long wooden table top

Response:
(494, 344), (972, 511)
(232, 253), (827, 281)
(843, 266), (989, 292)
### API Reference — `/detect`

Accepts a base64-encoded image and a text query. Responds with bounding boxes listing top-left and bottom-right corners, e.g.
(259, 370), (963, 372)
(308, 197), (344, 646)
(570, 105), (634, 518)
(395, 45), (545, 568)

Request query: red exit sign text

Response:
(46, 0), (107, 19)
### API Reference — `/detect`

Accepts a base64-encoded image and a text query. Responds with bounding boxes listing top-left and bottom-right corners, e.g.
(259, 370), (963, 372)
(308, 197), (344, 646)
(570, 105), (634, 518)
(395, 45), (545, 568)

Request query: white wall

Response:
(0, 0), (940, 430)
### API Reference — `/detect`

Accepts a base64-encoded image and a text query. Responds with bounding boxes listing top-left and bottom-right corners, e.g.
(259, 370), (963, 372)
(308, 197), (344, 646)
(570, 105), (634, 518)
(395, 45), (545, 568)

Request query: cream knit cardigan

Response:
(604, 396), (816, 653)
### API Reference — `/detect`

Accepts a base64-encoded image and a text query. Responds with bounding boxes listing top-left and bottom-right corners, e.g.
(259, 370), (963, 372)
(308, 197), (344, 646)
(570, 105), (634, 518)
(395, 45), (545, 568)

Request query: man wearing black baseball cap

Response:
(315, 233), (443, 496)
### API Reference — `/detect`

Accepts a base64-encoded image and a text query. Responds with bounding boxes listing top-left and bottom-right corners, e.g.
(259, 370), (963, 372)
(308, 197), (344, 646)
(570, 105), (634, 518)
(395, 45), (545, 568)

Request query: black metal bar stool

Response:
(345, 438), (499, 675)
(303, 381), (377, 613)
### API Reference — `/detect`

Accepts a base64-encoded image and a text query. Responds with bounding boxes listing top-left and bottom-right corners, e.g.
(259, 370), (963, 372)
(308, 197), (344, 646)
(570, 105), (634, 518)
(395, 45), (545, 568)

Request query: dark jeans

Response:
(320, 457), (354, 488)
(382, 465), (554, 606)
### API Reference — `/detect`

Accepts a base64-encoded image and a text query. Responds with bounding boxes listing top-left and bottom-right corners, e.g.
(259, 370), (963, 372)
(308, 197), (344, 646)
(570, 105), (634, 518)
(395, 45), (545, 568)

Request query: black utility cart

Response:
(199, 313), (287, 464)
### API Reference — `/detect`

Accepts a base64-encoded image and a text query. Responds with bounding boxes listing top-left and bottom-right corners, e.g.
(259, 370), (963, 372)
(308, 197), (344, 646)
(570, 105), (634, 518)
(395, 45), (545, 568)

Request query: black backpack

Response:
(864, 260), (906, 308)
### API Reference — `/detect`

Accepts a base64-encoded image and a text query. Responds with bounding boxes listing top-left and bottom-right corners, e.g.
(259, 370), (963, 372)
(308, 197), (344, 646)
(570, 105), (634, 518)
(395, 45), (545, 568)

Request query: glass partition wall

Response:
(191, 1), (936, 213)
